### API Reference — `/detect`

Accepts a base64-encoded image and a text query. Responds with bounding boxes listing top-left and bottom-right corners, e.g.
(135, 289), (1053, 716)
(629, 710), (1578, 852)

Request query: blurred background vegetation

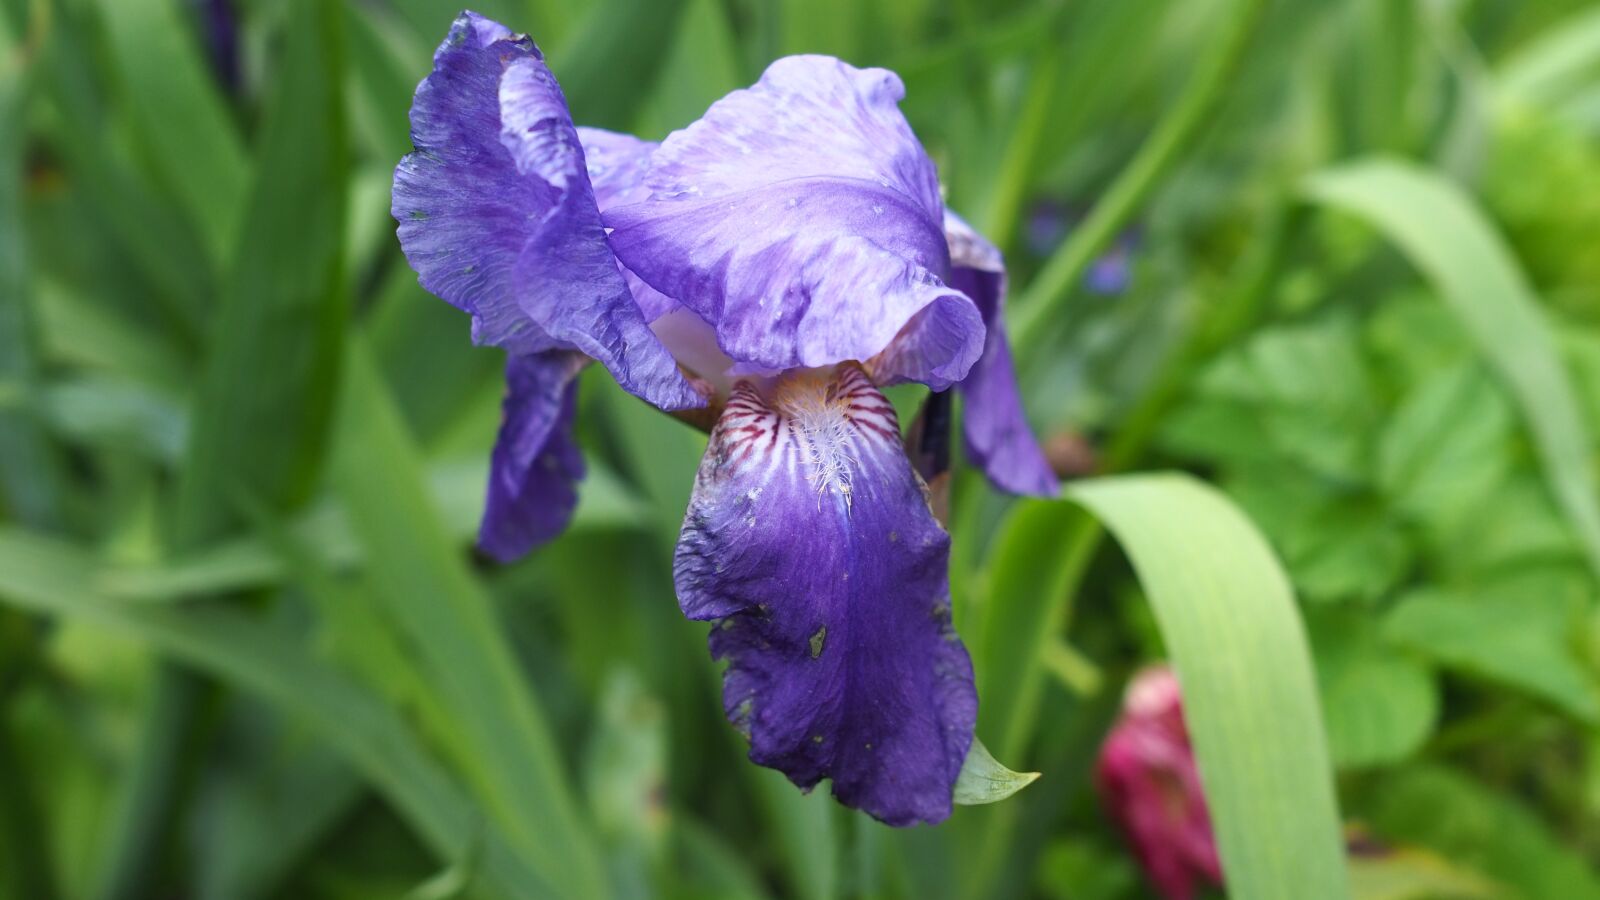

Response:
(4, 0), (1600, 897)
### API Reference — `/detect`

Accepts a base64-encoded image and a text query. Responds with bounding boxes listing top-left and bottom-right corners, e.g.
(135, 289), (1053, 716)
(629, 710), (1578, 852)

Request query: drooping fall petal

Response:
(943, 211), (1059, 497)
(479, 352), (587, 562)
(674, 366), (977, 824)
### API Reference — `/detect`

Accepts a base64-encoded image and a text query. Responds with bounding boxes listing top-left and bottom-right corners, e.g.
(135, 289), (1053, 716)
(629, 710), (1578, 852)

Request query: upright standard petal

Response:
(392, 12), (699, 411)
(480, 352), (588, 562)
(603, 56), (984, 389)
(675, 366), (977, 825)
(574, 127), (679, 323)
(944, 211), (1059, 497)
(576, 126), (655, 210)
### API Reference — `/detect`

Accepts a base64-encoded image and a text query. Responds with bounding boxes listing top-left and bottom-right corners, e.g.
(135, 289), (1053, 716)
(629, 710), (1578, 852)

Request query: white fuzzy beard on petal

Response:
(710, 366), (904, 517)
(771, 366), (901, 513)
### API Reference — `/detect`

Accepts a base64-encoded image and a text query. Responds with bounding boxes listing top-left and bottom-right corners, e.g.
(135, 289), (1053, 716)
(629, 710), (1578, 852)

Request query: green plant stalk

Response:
(1008, 0), (1269, 361)
(958, 502), (1096, 899)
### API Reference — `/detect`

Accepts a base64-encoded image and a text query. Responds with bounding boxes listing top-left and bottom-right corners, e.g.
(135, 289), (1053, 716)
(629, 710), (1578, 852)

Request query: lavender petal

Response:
(392, 12), (699, 411)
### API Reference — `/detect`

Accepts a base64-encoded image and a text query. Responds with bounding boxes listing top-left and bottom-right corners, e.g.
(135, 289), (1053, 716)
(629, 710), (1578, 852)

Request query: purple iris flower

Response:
(392, 11), (1057, 826)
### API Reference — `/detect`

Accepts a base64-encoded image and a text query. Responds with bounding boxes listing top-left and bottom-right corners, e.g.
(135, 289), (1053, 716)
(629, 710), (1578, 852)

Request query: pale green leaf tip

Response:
(953, 737), (1041, 806)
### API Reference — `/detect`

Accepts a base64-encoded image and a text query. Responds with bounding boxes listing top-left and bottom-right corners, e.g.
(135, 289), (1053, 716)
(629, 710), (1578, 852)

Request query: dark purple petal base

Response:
(674, 366), (976, 825)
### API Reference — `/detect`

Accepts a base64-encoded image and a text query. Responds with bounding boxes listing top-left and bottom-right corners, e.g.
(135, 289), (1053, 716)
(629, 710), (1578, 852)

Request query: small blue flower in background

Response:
(1025, 199), (1072, 258)
(1084, 227), (1141, 296)
(1026, 199), (1141, 296)
(392, 11), (1056, 826)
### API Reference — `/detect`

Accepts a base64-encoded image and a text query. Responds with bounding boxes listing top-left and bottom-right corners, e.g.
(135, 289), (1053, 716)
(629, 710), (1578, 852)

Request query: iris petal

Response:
(480, 352), (587, 561)
(574, 126), (679, 323)
(575, 126), (655, 210)
(604, 56), (984, 389)
(675, 366), (977, 825)
(392, 12), (699, 412)
(944, 211), (1060, 497)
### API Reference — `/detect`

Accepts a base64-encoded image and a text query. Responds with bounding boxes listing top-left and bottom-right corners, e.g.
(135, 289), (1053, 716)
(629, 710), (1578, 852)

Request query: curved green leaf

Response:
(952, 738), (1040, 806)
(1305, 160), (1600, 584)
(333, 341), (608, 897)
(1066, 473), (1349, 900)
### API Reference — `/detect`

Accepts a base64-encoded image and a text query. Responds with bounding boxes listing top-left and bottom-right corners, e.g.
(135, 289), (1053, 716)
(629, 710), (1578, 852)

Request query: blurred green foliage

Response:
(3, 0), (1600, 897)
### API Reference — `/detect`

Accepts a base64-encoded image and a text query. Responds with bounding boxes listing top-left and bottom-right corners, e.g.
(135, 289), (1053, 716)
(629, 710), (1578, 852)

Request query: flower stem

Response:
(1007, 0), (1270, 360)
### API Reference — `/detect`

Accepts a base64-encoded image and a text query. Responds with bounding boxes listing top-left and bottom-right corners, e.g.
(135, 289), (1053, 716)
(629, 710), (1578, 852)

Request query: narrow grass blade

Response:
(92, 0), (248, 261)
(1497, 5), (1600, 108)
(99, 456), (648, 602)
(1009, 0), (1269, 359)
(0, 38), (65, 528)
(175, 0), (350, 546)
(346, 3), (427, 165)
(1067, 473), (1349, 900)
(0, 528), (551, 900)
(31, 5), (218, 337)
(99, 7), (351, 895)
(333, 339), (607, 897)
(1305, 159), (1600, 584)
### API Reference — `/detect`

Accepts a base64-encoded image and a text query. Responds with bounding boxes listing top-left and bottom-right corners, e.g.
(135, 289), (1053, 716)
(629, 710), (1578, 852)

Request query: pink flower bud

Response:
(1096, 666), (1222, 900)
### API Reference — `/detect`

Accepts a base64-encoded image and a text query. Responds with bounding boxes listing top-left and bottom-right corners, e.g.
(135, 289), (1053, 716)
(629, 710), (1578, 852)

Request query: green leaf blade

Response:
(1067, 473), (1349, 900)
(332, 340), (608, 897)
(175, 0), (351, 546)
(93, 0), (250, 261)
